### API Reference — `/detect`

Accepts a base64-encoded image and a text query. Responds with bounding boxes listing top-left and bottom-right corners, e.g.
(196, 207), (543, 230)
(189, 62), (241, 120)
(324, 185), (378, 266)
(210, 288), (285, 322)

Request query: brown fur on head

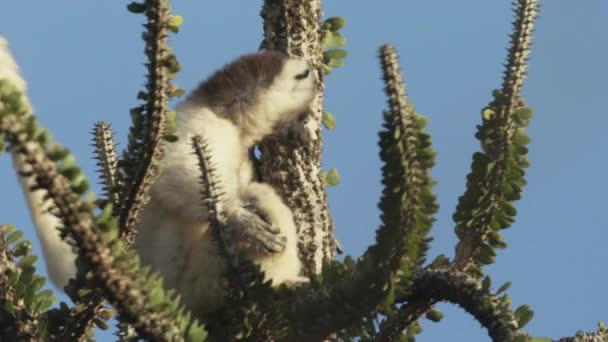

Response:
(184, 51), (317, 146)
(188, 51), (288, 115)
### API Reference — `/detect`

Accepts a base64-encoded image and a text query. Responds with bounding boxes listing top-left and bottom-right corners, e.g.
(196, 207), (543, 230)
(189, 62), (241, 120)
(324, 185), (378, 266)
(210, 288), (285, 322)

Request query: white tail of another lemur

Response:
(1, 37), (77, 289)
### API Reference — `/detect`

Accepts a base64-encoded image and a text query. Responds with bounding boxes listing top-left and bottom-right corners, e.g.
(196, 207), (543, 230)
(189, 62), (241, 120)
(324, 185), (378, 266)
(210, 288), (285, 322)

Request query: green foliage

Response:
(118, 0), (185, 247)
(514, 304), (534, 329)
(167, 15), (184, 33)
(425, 309), (444, 323)
(0, 225), (57, 317)
(453, 89), (533, 276)
(496, 281), (512, 294)
(405, 321), (422, 341)
(127, 2), (146, 13)
(375, 69), (438, 291)
(322, 16), (348, 74)
(322, 110), (337, 130)
(324, 167), (341, 186)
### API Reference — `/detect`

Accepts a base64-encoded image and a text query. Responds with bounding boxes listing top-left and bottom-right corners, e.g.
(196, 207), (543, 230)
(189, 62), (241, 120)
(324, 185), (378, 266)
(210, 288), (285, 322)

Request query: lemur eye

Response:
(294, 69), (310, 80)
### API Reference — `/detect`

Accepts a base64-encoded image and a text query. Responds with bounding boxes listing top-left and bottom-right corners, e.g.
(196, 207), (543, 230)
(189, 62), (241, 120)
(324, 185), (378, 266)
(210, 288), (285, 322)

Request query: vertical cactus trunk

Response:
(259, 0), (335, 276)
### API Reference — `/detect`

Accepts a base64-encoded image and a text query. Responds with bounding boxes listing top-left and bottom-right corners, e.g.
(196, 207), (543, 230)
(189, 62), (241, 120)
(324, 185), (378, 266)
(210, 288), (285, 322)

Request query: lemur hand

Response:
(226, 206), (287, 254)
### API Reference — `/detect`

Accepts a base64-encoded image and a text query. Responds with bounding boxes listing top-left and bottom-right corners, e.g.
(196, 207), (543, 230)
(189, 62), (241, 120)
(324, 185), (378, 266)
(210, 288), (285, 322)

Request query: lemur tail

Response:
(2, 36), (76, 289)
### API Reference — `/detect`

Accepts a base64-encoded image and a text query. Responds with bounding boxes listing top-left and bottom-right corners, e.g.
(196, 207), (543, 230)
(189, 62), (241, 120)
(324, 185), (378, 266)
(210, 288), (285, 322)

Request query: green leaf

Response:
(324, 49), (348, 60)
(430, 254), (450, 268)
(167, 15), (184, 33)
(496, 281), (511, 294)
(59, 166), (82, 180)
(97, 203), (114, 223)
(24, 282), (36, 307)
(321, 64), (332, 75)
(94, 317), (110, 330)
(514, 304), (534, 328)
(4, 301), (15, 317)
(425, 309), (444, 322)
(18, 266), (35, 288)
(33, 290), (56, 312)
(324, 168), (341, 186)
(19, 255), (38, 268)
(323, 31), (347, 49)
(481, 276), (492, 292)
(127, 2), (146, 13)
(513, 128), (531, 146)
(171, 88), (186, 98)
(324, 17), (346, 31)
(515, 107), (534, 126)
(322, 111), (337, 130)
(6, 230), (24, 244)
(30, 276), (46, 293)
(71, 178), (90, 195)
(476, 249), (495, 265)
(482, 108), (495, 120)
(186, 320), (208, 342)
(327, 58), (345, 68)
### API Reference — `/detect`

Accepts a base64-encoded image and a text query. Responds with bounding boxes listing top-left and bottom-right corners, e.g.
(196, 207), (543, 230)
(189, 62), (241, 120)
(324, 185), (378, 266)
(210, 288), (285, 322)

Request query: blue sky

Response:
(1, 1), (607, 340)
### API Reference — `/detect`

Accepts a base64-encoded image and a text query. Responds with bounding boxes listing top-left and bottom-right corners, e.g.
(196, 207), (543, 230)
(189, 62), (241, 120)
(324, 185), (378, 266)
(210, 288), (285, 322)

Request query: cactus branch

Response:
(501, 0), (539, 121)
(375, 43), (437, 287)
(190, 136), (237, 271)
(92, 122), (120, 209)
(259, 0), (334, 276)
(453, 0), (539, 275)
(119, 0), (174, 247)
(376, 269), (519, 342)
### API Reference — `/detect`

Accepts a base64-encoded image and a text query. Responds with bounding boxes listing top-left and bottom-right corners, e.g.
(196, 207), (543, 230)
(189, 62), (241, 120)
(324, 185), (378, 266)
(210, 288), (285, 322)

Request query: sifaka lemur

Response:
(136, 51), (316, 317)
(14, 50), (316, 318)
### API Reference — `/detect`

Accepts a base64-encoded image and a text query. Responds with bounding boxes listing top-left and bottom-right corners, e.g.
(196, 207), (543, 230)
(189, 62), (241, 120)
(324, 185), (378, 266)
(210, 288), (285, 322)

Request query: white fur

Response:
(136, 54), (316, 316)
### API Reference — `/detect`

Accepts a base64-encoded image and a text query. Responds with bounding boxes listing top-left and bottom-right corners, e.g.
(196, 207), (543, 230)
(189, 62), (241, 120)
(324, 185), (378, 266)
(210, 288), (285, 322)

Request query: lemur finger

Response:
(249, 229), (287, 254)
(241, 204), (280, 234)
(240, 213), (286, 253)
(227, 208), (286, 253)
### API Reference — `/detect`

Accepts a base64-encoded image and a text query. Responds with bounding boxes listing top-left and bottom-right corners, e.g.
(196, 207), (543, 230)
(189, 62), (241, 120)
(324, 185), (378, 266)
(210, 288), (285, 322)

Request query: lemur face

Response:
(187, 51), (317, 128)
(262, 55), (318, 121)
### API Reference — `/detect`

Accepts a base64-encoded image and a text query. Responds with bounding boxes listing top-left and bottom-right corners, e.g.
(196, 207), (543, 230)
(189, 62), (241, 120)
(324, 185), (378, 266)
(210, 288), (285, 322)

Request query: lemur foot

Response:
(226, 206), (287, 254)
